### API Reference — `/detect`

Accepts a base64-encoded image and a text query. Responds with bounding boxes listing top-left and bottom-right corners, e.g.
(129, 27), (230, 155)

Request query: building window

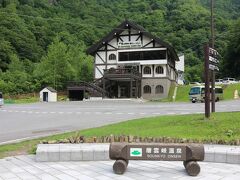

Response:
(156, 85), (164, 94)
(119, 50), (166, 61)
(109, 54), (116, 60)
(156, 66), (164, 74)
(143, 66), (151, 74)
(143, 85), (151, 94)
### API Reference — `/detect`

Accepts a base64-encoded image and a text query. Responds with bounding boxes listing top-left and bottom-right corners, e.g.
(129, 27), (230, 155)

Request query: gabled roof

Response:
(43, 87), (57, 93)
(87, 20), (179, 61)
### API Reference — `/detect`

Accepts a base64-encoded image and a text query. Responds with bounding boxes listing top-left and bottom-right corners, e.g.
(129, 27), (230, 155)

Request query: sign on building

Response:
(118, 41), (142, 48)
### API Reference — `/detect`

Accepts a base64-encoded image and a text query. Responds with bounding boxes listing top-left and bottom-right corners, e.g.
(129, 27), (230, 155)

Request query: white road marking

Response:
(127, 112), (135, 115)
(139, 112), (146, 115)
(166, 112), (176, 115)
(180, 112), (190, 114)
(116, 112), (123, 115)
(152, 112), (161, 115)
(104, 112), (112, 115)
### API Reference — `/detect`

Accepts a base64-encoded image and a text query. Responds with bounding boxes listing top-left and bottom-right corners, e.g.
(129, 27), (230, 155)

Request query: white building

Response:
(39, 87), (57, 102)
(176, 54), (185, 85)
(68, 20), (180, 100)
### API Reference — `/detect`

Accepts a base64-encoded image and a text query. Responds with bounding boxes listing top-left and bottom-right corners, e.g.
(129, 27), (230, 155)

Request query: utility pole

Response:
(204, 44), (210, 119)
(210, 0), (215, 112)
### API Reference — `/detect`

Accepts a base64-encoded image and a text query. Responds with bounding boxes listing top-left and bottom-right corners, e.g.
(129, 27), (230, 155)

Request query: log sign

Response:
(109, 143), (204, 176)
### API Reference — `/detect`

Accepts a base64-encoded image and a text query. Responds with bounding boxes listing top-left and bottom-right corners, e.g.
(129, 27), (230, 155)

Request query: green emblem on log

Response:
(130, 148), (142, 157)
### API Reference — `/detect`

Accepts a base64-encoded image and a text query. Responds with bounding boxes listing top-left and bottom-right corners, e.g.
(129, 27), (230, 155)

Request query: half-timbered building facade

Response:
(86, 20), (179, 100)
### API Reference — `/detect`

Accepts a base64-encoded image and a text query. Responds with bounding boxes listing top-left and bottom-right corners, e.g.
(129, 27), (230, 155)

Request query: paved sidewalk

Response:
(0, 155), (239, 180)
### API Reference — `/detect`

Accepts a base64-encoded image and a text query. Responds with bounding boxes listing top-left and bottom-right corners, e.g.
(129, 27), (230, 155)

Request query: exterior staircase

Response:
(67, 80), (109, 98)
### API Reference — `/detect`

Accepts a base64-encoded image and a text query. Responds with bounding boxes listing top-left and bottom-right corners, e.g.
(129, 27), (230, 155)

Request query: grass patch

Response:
(222, 83), (240, 100)
(0, 112), (239, 159)
(78, 112), (240, 141)
(175, 83), (240, 102)
(175, 85), (191, 102)
(4, 92), (67, 104)
(5, 97), (38, 104)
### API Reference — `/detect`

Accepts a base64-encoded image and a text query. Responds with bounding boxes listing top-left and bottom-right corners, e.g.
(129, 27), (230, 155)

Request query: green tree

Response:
(0, 54), (34, 94)
(34, 37), (75, 90)
(222, 19), (240, 79)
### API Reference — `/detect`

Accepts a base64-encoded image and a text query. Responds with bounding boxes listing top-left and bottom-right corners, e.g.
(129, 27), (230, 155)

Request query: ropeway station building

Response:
(67, 20), (180, 100)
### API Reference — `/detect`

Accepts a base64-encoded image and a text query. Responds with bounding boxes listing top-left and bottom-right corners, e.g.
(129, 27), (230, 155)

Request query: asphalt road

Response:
(0, 99), (239, 144)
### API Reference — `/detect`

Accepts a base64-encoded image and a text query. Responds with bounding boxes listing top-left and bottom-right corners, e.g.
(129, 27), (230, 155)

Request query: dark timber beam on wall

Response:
(98, 49), (117, 52)
(96, 66), (104, 76)
(139, 80), (142, 98)
(142, 40), (154, 48)
(119, 33), (141, 37)
(98, 47), (158, 52)
(96, 53), (105, 64)
(117, 34), (119, 43)
(105, 44), (107, 69)
(107, 43), (117, 50)
(128, 26), (131, 41)
(136, 33), (142, 41)
(130, 78), (133, 98)
(119, 37), (124, 42)
(136, 80), (138, 98)
(95, 63), (117, 66)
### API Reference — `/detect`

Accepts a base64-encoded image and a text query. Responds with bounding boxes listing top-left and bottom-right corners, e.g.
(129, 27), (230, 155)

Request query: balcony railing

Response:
(104, 68), (141, 77)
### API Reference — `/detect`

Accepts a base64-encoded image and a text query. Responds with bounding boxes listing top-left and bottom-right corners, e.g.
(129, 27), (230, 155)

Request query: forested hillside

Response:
(0, 0), (240, 94)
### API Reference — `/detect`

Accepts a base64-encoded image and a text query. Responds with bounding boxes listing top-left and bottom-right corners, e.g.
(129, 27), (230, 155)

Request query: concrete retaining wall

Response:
(36, 144), (240, 164)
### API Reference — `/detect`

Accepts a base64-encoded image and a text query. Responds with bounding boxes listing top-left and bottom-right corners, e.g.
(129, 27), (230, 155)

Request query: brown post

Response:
(130, 78), (133, 98)
(211, 0), (215, 112)
(204, 44), (210, 118)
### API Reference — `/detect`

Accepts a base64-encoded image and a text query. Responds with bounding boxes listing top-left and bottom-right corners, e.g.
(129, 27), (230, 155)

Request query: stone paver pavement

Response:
(0, 155), (239, 180)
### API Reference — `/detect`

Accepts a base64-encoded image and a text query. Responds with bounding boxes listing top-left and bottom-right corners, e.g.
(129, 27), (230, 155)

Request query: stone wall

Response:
(141, 78), (175, 100)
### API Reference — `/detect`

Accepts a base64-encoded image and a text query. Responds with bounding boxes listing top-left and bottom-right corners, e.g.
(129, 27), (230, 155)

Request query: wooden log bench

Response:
(109, 143), (205, 176)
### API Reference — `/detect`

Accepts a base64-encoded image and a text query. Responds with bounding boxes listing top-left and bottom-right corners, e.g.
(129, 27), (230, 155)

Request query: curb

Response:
(36, 143), (240, 164)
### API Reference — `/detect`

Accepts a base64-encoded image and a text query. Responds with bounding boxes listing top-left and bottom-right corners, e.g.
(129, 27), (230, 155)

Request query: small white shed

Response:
(40, 87), (57, 102)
